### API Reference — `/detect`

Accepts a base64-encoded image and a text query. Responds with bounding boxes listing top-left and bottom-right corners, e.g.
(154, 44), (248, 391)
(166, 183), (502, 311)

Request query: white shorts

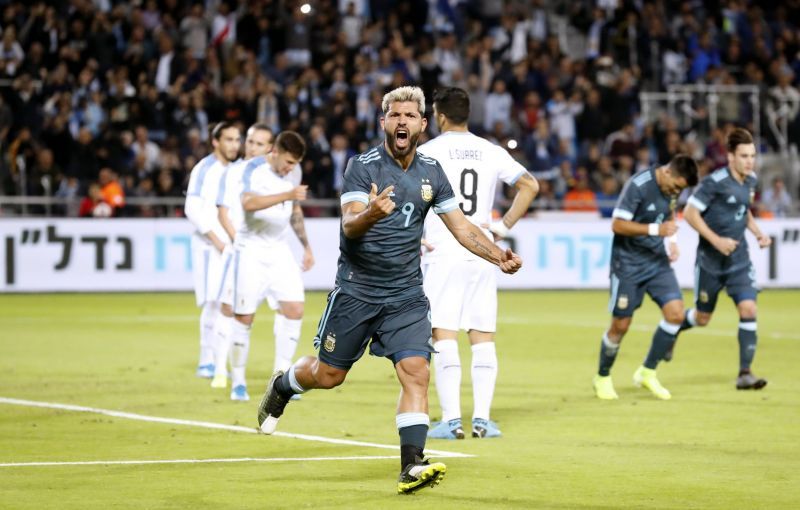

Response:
(422, 258), (497, 332)
(233, 242), (305, 315)
(191, 236), (229, 307)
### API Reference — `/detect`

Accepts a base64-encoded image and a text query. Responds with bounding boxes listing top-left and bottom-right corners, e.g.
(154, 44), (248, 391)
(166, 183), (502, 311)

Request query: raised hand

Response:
(290, 185), (308, 201)
(368, 183), (396, 219)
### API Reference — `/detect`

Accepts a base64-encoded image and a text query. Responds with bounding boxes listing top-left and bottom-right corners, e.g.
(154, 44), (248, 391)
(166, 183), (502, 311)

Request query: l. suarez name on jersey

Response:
(448, 148), (483, 160)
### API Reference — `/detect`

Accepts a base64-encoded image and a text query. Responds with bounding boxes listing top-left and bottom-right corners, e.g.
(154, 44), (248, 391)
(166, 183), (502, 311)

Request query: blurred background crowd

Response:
(0, 0), (798, 219)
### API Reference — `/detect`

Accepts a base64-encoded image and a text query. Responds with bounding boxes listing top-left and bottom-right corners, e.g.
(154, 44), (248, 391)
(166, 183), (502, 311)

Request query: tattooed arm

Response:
(439, 208), (522, 274)
(290, 202), (315, 271)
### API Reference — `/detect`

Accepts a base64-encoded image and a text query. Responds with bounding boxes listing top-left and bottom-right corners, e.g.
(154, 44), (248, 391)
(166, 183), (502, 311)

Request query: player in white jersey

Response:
(207, 123), (274, 395)
(227, 131), (310, 401)
(419, 87), (538, 440)
(184, 121), (241, 378)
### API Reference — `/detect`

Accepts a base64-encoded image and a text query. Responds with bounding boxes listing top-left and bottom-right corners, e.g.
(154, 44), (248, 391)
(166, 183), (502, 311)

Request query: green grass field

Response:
(1, 290), (799, 509)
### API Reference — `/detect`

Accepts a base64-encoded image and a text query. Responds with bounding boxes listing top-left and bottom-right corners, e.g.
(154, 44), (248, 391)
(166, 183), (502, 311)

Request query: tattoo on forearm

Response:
(467, 231), (494, 260)
(291, 208), (309, 247)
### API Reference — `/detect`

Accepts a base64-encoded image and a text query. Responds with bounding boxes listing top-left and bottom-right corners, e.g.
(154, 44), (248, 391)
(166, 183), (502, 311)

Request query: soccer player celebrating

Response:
(419, 87), (538, 440)
(681, 127), (772, 390)
(256, 86), (523, 494)
(593, 154), (698, 400)
(184, 121), (241, 379)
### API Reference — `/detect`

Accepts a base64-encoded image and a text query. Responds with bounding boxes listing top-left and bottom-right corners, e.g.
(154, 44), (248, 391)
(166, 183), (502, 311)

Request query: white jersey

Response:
(236, 160), (301, 247)
(419, 131), (527, 261)
(185, 154), (229, 245)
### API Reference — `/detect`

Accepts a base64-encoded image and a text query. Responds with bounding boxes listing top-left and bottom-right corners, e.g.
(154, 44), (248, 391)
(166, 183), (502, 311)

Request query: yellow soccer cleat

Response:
(210, 373), (227, 389)
(593, 374), (619, 400)
(633, 366), (671, 400)
(397, 460), (447, 494)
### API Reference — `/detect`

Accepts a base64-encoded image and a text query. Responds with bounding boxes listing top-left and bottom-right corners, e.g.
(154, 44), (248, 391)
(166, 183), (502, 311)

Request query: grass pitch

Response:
(1, 290), (799, 509)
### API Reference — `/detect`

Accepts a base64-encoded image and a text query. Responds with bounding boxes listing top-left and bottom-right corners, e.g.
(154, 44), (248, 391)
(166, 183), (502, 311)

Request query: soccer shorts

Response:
(422, 258), (497, 332)
(313, 289), (434, 370)
(694, 263), (758, 313)
(191, 235), (227, 307)
(608, 266), (682, 318)
(232, 242), (304, 315)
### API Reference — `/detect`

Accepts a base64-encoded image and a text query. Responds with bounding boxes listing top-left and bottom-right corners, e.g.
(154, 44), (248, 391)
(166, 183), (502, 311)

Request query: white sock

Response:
(432, 339), (461, 423)
(471, 342), (497, 422)
(229, 319), (251, 387)
(274, 314), (302, 372)
(198, 302), (219, 366)
(212, 313), (233, 378)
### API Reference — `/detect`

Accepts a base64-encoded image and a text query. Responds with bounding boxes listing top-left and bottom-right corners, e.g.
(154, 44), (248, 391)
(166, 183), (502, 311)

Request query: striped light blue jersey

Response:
(337, 144), (457, 302)
(610, 167), (674, 282)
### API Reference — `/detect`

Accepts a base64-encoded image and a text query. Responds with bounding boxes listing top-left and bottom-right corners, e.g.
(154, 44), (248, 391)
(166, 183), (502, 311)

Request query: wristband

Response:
(648, 223), (659, 236)
(488, 220), (510, 238)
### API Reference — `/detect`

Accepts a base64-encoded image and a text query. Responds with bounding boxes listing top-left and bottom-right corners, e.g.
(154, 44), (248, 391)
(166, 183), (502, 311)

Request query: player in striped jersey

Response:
(184, 122), (241, 379)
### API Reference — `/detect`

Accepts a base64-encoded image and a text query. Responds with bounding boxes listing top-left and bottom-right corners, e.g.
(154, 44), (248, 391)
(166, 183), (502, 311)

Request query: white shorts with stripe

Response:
(232, 242), (305, 315)
(422, 258), (497, 333)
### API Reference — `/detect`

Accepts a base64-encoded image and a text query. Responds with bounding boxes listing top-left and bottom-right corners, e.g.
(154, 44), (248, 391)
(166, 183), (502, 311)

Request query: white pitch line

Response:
(0, 397), (472, 459)
(0, 456), (400, 468)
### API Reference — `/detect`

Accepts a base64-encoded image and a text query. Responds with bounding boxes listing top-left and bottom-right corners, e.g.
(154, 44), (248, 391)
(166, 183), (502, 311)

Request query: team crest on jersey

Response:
(324, 333), (336, 352)
(699, 291), (709, 304)
(617, 295), (629, 310)
(421, 178), (433, 202)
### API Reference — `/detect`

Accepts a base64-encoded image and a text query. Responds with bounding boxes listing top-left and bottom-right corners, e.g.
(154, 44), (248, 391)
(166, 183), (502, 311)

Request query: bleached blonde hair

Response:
(381, 86), (426, 115)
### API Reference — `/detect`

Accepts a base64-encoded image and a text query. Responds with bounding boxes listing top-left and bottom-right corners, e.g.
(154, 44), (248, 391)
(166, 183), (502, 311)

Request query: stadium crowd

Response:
(0, 0), (798, 218)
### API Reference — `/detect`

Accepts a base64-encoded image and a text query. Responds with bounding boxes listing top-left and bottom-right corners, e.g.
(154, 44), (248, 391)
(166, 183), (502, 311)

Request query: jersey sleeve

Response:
(496, 146), (528, 185)
(340, 157), (371, 206)
(687, 176), (715, 212)
(432, 162), (458, 214)
(612, 179), (642, 221)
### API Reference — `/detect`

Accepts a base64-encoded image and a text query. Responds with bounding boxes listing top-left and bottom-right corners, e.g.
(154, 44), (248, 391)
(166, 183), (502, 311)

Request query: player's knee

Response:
(695, 311), (712, 326)
(663, 309), (684, 325)
(235, 314), (254, 327)
(312, 362), (347, 389)
(281, 302), (304, 320)
(396, 358), (430, 390)
(738, 302), (757, 320)
(610, 318), (631, 337)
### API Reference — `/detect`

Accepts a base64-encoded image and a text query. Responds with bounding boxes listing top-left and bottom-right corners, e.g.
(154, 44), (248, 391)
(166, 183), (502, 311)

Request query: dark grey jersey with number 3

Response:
(337, 144), (457, 302)
(610, 167), (675, 282)
(688, 167), (756, 274)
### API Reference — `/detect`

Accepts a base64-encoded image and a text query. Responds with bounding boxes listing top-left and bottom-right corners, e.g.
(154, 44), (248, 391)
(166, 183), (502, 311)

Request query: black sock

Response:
(400, 444), (424, 470)
(597, 333), (619, 377)
(644, 321), (679, 369)
(738, 318), (757, 371)
(678, 308), (696, 332)
(274, 371), (297, 398)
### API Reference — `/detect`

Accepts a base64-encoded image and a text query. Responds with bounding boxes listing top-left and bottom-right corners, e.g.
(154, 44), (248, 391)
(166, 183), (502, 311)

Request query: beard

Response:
(385, 129), (420, 159)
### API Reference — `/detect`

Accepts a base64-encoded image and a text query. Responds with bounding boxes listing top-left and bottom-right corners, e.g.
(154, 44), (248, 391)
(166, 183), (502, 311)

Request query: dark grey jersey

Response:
(337, 144), (458, 302)
(610, 168), (675, 282)
(687, 167), (756, 274)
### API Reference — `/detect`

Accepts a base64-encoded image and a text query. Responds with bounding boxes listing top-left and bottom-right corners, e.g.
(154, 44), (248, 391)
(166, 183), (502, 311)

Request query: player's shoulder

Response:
(354, 146), (383, 165)
(709, 167), (730, 183)
(630, 168), (654, 188)
(192, 154), (218, 173)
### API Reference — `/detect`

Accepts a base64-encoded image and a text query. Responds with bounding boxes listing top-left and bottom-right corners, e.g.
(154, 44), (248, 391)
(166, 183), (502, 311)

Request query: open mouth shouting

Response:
(394, 128), (410, 150)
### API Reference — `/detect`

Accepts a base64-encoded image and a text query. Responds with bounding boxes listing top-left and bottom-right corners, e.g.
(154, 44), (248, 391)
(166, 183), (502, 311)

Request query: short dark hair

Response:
(274, 130), (306, 159)
(668, 154), (699, 187)
(726, 127), (754, 154)
(211, 121), (237, 140)
(432, 87), (470, 125)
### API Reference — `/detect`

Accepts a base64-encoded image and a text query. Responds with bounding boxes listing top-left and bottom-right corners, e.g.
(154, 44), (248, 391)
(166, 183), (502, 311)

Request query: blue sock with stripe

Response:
(597, 333), (619, 376)
(678, 308), (697, 332)
(644, 320), (680, 369)
(397, 413), (429, 469)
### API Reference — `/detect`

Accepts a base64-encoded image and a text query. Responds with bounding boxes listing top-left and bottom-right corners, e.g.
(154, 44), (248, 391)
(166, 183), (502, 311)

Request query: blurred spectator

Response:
(766, 69), (800, 150)
(563, 167), (598, 212)
(131, 125), (161, 176)
(79, 182), (113, 217)
(523, 117), (559, 175)
(760, 177), (793, 218)
(484, 79), (513, 134)
(98, 167), (125, 213)
(595, 175), (620, 218)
